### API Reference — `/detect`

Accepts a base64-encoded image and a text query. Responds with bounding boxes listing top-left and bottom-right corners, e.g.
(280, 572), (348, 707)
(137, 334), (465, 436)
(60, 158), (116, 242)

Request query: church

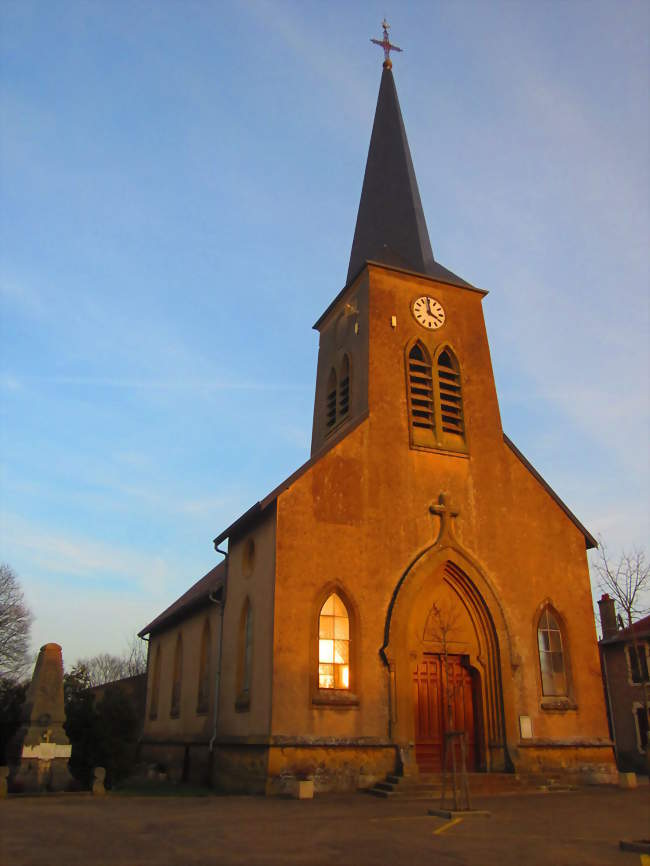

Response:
(138, 30), (615, 794)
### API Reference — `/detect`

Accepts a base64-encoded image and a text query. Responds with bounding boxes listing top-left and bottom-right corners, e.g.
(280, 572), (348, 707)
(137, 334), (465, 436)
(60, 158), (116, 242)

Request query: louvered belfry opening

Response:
(326, 368), (337, 429)
(437, 349), (464, 438)
(408, 342), (435, 437)
(339, 355), (350, 419)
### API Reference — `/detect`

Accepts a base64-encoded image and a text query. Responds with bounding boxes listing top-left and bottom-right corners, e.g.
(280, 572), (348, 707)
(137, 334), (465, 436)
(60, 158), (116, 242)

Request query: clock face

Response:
(412, 296), (446, 330)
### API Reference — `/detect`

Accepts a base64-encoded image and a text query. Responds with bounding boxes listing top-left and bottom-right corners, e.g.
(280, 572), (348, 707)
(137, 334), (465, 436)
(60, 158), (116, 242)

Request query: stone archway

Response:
(381, 543), (512, 774)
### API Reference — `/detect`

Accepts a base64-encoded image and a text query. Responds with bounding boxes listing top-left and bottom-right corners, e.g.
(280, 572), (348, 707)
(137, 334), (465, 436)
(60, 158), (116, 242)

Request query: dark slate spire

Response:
(347, 66), (471, 289)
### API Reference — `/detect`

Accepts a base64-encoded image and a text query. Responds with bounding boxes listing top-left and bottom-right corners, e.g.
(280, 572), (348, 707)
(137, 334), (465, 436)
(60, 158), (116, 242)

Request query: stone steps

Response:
(366, 772), (572, 799)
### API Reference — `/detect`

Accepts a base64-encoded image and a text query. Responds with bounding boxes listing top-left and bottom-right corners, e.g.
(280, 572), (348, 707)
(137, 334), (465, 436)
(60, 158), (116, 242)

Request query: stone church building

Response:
(138, 53), (615, 793)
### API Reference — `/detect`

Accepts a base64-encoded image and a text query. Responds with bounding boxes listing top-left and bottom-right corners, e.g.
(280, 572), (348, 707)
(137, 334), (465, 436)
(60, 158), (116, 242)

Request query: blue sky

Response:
(1, 1), (648, 666)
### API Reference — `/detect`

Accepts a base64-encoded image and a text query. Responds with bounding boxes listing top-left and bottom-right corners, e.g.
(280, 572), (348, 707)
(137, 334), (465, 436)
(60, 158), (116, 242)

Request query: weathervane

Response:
(371, 19), (402, 69)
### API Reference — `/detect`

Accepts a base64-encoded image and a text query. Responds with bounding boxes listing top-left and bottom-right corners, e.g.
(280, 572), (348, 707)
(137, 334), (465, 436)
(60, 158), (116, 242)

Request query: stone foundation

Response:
(210, 742), (397, 795)
(514, 740), (617, 784)
(138, 741), (212, 786)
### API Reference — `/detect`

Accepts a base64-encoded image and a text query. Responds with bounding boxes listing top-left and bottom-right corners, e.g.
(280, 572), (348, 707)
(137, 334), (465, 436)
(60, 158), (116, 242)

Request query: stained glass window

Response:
(319, 593), (350, 689)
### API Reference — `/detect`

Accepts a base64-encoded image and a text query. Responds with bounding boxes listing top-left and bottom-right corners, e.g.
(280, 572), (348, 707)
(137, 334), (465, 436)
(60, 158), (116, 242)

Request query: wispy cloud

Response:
(3, 375), (310, 392)
(0, 512), (175, 589)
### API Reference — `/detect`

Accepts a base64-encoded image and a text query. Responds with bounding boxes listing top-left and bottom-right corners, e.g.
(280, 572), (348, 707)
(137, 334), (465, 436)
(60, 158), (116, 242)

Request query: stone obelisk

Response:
(9, 643), (72, 792)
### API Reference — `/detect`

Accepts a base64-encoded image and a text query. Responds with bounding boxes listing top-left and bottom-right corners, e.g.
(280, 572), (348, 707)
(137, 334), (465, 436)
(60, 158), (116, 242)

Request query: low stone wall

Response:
(514, 741), (617, 784)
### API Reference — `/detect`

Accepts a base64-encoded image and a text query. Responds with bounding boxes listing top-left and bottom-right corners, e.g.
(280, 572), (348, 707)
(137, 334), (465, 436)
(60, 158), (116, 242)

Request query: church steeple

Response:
(347, 28), (471, 289)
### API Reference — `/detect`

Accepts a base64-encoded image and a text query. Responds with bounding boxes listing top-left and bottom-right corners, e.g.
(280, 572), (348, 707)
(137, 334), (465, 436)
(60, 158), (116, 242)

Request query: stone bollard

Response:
(0, 766), (8, 799)
(92, 767), (106, 796)
(618, 772), (637, 789)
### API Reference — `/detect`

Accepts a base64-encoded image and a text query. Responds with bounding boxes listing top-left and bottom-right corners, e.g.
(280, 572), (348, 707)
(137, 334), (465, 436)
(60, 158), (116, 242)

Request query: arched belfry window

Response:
(196, 619), (211, 714)
(407, 342), (467, 453)
(325, 357), (352, 435)
(338, 355), (350, 419)
(170, 634), (183, 718)
(537, 608), (567, 696)
(436, 348), (465, 441)
(407, 342), (435, 447)
(325, 368), (337, 430)
(318, 593), (350, 689)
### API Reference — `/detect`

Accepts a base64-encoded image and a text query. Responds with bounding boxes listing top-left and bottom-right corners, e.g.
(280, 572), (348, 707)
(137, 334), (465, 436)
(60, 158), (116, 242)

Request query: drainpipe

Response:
(600, 648), (618, 766)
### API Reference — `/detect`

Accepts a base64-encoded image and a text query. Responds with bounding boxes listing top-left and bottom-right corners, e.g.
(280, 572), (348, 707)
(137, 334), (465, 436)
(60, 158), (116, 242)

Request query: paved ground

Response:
(1, 786), (649, 866)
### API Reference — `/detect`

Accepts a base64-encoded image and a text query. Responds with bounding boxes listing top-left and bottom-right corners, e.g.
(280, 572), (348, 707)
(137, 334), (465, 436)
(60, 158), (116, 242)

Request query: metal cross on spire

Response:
(371, 19), (402, 69)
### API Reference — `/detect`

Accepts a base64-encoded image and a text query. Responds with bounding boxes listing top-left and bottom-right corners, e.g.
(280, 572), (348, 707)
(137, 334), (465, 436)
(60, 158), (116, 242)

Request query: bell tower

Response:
(310, 22), (482, 457)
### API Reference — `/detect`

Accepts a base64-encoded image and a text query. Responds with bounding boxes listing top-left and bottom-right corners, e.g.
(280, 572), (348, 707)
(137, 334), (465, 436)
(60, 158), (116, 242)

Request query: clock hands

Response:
(413, 296), (445, 328)
(425, 298), (442, 324)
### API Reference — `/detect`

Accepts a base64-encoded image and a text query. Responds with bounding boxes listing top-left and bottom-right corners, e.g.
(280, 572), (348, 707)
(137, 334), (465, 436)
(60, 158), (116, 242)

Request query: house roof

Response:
(138, 561), (225, 637)
(599, 613), (650, 645)
(346, 65), (471, 290)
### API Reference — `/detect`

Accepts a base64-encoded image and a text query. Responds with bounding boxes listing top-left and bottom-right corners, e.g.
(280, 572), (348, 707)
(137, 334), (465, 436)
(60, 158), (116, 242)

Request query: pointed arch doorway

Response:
(382, 552), (510, 774)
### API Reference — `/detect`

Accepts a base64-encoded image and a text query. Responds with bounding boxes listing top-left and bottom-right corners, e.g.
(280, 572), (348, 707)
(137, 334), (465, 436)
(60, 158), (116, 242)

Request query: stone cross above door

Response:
(430, 492), (459, 545)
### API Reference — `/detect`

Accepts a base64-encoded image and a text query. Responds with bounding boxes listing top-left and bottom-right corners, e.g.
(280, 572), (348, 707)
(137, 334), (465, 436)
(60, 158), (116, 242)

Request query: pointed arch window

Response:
(149, 644), (161, 720)
(318, 593), (350, 689)
(237, 599), (253, 710)
(170, 634), (183, 718)
(437, 349), (465, 440)
(324, 356), (352, 435)
(338, 355), (350, 419)
(406, 342), (466, 453)
(407, 342), (435, 446)
(537, 609), (567, 696)
(325, 368), (337, 430)
(196, 619), (211, 714)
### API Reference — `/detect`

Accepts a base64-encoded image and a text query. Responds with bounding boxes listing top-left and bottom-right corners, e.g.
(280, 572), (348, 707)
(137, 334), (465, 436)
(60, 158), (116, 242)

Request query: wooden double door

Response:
(413, 654), (478, 773)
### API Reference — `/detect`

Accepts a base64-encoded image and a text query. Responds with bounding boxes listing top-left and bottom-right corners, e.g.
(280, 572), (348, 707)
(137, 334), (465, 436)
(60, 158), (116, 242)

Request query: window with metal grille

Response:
(325, 368), (337, 429)
(437, 349), (464, 438)
(339, 355), (350, 419)
(537, 609), (567, 696)
(408, 342), (435, 443)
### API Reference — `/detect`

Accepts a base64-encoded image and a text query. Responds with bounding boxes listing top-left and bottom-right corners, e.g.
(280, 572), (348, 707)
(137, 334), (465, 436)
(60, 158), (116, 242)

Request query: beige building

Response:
(138, 58), (615, 793)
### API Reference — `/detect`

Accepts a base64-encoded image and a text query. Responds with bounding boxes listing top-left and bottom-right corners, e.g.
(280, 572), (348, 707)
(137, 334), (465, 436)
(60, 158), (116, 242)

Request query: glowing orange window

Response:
(318, 593), (350, 689)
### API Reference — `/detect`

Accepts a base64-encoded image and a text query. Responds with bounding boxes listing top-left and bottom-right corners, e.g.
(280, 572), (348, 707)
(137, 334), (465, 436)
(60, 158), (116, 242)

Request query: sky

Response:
(1, 1), (648, 668)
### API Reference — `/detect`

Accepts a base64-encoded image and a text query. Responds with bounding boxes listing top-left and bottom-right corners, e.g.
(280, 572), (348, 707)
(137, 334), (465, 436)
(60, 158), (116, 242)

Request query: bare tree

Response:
(428, 600), (463, 730)
(75, 636), (147, 687)
(0, 563), (33, 680)
(592, 541), (650, 628)
(123, 635), (147, 677)
(592, 540), (650, 757)
(427, 598), (471, 810)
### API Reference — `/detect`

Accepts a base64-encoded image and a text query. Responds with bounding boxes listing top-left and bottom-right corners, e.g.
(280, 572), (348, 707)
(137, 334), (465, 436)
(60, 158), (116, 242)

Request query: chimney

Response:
(598, 594), (618, 639)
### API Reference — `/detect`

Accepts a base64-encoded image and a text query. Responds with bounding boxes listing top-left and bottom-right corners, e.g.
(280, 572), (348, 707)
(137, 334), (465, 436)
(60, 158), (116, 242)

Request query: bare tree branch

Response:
(74, 636), (147, 687)
(0, 563), (33, 680)
(591, 539), (650, 628)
